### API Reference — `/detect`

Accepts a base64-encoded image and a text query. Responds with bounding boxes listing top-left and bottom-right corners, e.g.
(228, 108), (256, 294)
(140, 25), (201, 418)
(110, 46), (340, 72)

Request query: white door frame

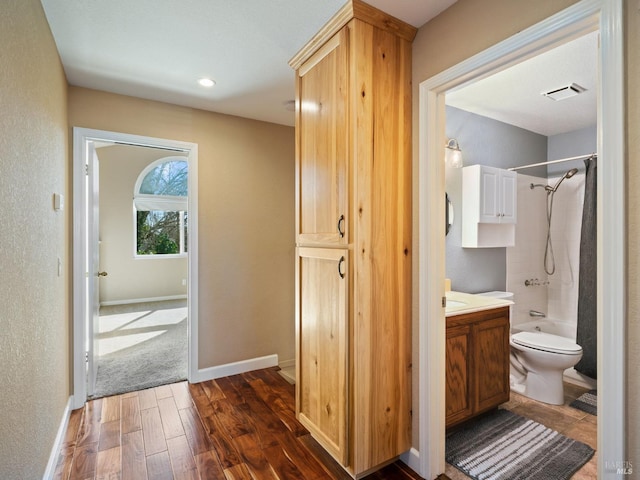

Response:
(72, 127), (199, 409)
(417, 1), (625, 478)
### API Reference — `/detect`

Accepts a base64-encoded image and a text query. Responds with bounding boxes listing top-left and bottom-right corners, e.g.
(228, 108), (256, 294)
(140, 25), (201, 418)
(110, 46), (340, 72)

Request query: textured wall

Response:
(97, 145), (188, 303)
(68, 87), (296, 369)
(0, 1), (70, 478)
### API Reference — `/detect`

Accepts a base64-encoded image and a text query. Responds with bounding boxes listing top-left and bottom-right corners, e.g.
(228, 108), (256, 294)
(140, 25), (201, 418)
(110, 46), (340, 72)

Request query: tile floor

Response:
(445, 382), (597, 479)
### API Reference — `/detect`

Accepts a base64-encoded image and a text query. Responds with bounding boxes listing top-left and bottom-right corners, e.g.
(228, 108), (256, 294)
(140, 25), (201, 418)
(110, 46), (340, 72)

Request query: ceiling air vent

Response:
(542, 83), (587, 101)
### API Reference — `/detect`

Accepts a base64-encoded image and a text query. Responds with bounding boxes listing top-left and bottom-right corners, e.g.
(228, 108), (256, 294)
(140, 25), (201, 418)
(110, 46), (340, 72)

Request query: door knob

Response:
(97, 271), (108, 277)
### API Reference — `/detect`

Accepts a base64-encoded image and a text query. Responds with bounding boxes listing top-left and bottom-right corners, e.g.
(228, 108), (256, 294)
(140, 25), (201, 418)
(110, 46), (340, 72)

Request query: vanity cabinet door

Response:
(474, 314), (510, 412)
(445, 324), (474, 427)
(446, 306), (510, 428)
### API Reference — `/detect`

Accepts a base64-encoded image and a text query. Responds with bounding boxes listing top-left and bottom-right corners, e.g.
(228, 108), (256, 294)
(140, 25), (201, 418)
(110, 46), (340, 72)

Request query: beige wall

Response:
(0, 1), (70, 478)
(68, 87), (296, 369)
(412, 0), (639, 467)
(97, 145), (188, 303)
(625, 1), (640, 469)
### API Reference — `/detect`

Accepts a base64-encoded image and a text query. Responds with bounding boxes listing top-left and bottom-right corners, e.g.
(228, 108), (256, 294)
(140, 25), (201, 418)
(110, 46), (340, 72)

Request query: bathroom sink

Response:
(446, 300), (467, 308)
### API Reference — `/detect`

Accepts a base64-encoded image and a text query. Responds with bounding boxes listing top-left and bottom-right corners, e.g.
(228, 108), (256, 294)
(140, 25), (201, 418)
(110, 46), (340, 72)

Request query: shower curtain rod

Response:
(508, 152), (596, 172)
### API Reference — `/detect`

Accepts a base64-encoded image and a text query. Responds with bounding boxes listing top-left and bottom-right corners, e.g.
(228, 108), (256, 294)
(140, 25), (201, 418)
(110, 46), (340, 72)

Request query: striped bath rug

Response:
(446, 409), (594, 480)
(570, 390), (597, 416)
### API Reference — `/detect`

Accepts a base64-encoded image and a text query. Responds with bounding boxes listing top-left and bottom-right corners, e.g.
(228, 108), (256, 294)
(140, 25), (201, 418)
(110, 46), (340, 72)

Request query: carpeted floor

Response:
(92, 299), (188, 398)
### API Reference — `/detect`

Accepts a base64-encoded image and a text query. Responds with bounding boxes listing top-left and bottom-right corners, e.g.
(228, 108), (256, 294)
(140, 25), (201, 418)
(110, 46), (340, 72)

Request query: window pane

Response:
(137, 210), (182, 255)
(139, 160), (188, 196)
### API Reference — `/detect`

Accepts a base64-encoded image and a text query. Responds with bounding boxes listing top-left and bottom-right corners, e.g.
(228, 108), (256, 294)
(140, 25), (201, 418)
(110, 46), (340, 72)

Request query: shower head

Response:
(565, 168), (579, 179)
(546, 167), (579, 192)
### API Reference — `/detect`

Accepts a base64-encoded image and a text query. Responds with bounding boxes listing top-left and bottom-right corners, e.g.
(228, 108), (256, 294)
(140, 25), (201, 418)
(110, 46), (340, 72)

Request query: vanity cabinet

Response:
(446, 307), (510, 428)
(290, 1), (415, 475)
(462, 165), (517, 247)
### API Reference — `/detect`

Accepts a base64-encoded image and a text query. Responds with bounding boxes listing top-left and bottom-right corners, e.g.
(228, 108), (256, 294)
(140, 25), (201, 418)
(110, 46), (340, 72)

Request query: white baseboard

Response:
(399, 448), (421, 477)
(100, 294), (187, 307)
(279, 358), (295, 370)
(43, 396), (73, 480)
(191, 354), (279, 383)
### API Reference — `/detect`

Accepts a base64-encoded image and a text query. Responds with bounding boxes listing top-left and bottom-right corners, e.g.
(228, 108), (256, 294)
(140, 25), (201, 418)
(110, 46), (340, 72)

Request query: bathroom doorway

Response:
(417, 2), (625, 479)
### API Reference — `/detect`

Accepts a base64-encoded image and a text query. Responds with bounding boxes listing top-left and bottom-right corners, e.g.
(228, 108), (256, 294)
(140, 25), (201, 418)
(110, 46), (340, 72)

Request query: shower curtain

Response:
(575, 156), (597, 379)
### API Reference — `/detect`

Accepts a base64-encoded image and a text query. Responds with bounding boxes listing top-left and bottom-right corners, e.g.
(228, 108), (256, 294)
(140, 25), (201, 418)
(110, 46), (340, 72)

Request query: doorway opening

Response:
(73, 128), (199, 408)
(417, 1), (624, 478)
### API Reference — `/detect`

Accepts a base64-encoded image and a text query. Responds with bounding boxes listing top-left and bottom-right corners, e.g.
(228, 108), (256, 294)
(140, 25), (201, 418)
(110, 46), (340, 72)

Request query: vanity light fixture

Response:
(445, 138), (463, 168)
(198, 78), (216, 87)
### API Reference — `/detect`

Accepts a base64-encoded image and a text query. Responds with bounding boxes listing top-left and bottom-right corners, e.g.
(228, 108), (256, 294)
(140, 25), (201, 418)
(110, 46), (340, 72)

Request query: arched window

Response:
(134, 157), (188, 256)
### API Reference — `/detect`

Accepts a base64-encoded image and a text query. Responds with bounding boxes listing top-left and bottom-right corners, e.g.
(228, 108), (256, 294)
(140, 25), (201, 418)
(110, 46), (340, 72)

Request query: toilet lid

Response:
(511, 331), (582, 354)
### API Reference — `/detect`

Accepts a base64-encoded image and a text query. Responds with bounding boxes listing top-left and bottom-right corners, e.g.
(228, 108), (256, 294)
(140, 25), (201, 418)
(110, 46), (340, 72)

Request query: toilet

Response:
(476, 291), (583, 405)
(510, 331), (582, 405)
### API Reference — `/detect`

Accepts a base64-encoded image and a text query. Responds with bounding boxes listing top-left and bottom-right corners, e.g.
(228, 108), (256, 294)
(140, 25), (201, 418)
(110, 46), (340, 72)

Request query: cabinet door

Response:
(499, 170), (517, 223)
(296, 29), (349, 246)
(474, 315), (510, 412)
(478, 167), (500, 223)
(296, 247), (348, 463)
(445, 324), (474, 427)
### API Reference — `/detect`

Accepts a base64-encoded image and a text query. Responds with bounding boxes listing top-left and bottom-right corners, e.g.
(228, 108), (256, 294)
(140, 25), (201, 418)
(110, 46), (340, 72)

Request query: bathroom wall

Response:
(445, 106), (546, 293)
(506, 125), (595, 328)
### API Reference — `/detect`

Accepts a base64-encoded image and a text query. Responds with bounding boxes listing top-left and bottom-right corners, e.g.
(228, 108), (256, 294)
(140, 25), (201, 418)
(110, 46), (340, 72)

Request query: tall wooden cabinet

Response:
(290, 1), (415, 476)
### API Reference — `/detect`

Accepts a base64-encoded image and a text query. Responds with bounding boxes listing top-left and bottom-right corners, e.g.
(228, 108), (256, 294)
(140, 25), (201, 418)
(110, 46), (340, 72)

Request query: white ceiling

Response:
(40, 0), (456, 127)
(40, 0), (594, 135)
(446, 31), (598, 137)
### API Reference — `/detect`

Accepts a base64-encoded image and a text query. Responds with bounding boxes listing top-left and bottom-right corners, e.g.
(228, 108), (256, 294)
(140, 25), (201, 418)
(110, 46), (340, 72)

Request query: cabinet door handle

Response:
(338, 256), (345, 279)
(337, 214), (345, 237)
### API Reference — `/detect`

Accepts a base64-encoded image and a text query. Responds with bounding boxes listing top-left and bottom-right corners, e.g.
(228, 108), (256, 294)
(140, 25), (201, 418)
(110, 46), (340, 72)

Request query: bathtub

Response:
(512, 319), (576, 338)
(511, 319), (596, 389)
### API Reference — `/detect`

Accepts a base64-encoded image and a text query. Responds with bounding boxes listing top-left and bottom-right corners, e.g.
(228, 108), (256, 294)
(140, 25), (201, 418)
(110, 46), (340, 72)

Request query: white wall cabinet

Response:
(462, 165), (517, 247)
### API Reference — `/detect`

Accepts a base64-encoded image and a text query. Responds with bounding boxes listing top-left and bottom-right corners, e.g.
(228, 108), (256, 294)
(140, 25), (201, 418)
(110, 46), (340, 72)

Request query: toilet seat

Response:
(511, 331), (582, 355)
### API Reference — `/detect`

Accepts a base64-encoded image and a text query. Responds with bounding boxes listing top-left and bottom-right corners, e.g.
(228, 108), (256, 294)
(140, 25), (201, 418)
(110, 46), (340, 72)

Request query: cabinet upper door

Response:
(478, 167), (500, 223)
(499, 170), (517, 223)
(296, 247), (348, 464)
(296, 29), (349, 246)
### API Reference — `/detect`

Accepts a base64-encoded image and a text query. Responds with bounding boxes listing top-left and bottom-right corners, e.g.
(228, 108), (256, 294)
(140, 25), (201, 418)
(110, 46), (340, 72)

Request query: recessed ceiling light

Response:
(198, 78), (215, 88)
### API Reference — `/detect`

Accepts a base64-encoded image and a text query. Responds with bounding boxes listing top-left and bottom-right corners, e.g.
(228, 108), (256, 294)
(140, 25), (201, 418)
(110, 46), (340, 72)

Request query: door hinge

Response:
(85, 164), (89, 176)
(442, 296), (446, 308)
(85, 351), (89, 363)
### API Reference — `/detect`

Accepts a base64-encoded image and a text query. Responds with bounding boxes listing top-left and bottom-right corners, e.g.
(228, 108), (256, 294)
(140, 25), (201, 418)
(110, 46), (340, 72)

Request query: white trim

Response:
(191, 354), (279, 384)
(43, 396), (73, 480)
(100, 294), (188, 307)
(73, 128), (199, 410)
(399, 448), (420, 475)
(597, 0), (625, 473)
(278, 358), (295, 370)
(417, 1), (624, 478)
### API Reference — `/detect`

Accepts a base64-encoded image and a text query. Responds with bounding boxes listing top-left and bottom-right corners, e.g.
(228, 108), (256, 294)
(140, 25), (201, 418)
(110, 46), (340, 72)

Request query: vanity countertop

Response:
(445, 291), (513, 317)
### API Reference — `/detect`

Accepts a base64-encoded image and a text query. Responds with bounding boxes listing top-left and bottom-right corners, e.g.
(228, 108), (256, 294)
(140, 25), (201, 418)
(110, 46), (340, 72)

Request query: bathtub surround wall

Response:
(506, 174), (549, 327)
(445, 106), (546, 293)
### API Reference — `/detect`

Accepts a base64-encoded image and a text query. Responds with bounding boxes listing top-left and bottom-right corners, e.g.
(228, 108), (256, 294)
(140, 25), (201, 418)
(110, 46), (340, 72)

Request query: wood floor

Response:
(53, 367), (424, 480)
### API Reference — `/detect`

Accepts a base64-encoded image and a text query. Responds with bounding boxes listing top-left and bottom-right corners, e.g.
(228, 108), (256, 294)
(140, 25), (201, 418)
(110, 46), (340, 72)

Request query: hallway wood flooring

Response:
(53, 367), (425, 480)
